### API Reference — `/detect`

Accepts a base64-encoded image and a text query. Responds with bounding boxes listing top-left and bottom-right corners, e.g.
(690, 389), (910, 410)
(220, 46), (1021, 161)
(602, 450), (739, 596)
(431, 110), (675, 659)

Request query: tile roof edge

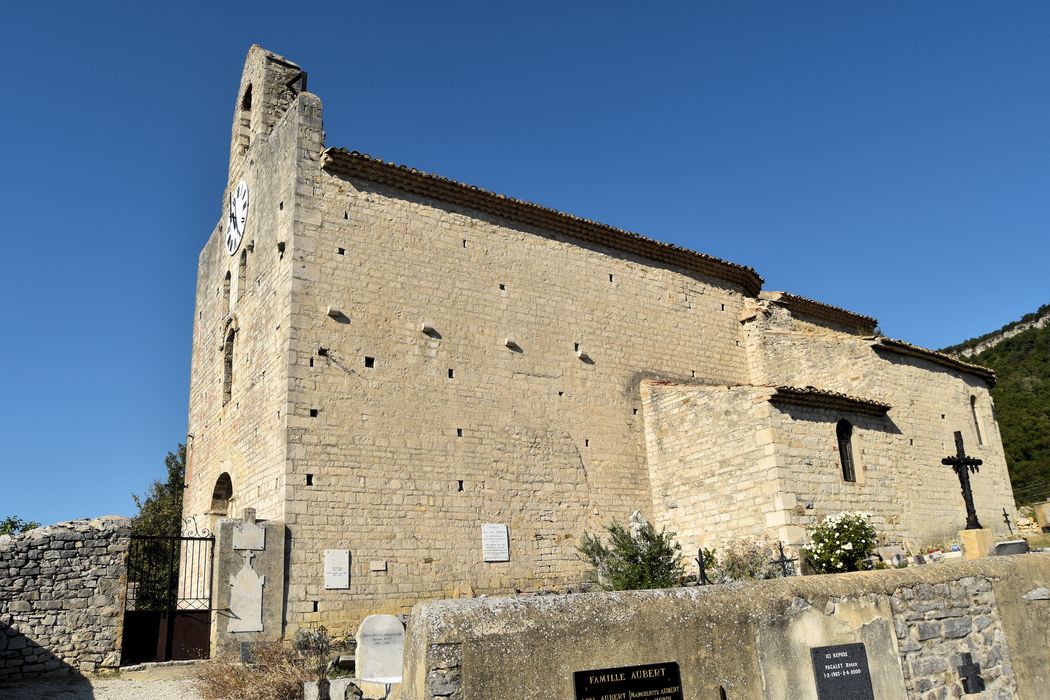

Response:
(320, 148), (765, 296)
(760, 291), (878, 334)
(769, 385), (892, 416)
(875, 338), (997, 386)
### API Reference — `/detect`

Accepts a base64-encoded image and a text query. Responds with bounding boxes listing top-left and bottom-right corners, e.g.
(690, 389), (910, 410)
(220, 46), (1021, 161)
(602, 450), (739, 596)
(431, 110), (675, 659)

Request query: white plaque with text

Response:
(481, 523), (510, 562)
(324, 549), (350, 589)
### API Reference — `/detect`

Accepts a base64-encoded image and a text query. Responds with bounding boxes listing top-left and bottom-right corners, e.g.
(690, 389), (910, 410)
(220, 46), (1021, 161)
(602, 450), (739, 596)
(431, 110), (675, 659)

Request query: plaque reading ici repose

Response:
(574, 661), (683, 700)
(810, 643), (874, 700)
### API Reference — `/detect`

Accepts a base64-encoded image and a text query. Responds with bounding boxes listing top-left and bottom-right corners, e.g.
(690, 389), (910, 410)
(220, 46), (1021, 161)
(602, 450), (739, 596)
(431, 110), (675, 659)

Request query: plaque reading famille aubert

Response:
(573, 661), (683, 700)
(810, 643), (874, 700)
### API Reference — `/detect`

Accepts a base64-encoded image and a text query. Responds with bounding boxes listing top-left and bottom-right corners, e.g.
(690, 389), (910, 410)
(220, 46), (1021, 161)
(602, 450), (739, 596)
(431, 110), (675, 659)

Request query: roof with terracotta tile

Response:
(769, 386), (891, 416)
(760, 291), (878, 335)
(874, 338), (996, 386)
(320, 148), (764, 296)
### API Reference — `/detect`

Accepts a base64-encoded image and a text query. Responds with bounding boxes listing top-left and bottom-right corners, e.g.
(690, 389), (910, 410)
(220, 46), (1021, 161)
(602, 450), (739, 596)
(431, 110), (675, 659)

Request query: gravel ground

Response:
(0, 667), (204, 700)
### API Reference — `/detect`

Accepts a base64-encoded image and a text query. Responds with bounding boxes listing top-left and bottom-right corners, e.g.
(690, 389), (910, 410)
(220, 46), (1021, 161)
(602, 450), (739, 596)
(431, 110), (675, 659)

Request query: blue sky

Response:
(1, 2), (1047, 525)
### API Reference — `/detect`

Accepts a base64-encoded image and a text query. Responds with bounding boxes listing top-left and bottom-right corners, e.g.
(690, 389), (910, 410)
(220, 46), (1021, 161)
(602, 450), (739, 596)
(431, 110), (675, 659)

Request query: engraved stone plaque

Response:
(324, 549), (350, 589)
(811, 643), (874, 700)
(356, 614), (405, 683)
(481, 523), (509, 562)
(574, 661), (683, 700)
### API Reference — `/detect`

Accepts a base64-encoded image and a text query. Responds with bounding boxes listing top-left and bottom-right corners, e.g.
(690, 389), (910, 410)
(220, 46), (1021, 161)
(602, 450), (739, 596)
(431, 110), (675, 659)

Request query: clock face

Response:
(225, 180), (249, 256)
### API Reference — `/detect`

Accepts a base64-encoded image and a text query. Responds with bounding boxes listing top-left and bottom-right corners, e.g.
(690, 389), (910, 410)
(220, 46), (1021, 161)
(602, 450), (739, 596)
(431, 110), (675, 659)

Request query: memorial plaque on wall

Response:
(811, 643), (874, 700)
(574, 661), (683, 700)
(324, 549), (350, 589)
(481, 523), (510, 562)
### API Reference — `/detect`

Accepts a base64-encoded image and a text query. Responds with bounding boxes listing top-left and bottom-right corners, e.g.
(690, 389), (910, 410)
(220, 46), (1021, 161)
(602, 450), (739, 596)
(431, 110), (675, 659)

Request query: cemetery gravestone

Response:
(573, 661), (683, 700)
(481, 523), (510, 562)
(356, 614), (405, 684)
(811, 643), (874, 700)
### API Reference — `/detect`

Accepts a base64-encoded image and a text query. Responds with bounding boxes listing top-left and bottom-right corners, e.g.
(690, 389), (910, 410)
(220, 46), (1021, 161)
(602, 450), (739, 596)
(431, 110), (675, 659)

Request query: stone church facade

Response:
(184, 46), (1017, 635)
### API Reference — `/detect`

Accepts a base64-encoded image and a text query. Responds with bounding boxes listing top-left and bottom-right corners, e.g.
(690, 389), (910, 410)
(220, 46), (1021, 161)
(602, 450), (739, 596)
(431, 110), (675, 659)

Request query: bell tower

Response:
(228, 45), (308, 172)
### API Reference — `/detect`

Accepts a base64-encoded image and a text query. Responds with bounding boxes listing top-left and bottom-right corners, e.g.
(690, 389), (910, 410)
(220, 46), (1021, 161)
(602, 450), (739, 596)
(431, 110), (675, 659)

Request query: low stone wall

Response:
(403, 554), (1050, 699)
(0, 517), (130, 679)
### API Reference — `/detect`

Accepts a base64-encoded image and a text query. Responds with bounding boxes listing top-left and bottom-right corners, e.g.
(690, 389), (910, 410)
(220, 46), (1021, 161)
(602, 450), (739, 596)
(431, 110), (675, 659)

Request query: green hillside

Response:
(960, 312), (1050, 505)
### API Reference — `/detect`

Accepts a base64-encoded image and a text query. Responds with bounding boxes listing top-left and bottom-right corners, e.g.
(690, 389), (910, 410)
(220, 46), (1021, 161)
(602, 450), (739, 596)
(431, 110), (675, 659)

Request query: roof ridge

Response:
(875, 337), (996, 386)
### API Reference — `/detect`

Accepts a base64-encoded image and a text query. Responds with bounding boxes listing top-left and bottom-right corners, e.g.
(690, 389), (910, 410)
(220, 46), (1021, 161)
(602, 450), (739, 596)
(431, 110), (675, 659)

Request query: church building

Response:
(184, 46), (1017, 635)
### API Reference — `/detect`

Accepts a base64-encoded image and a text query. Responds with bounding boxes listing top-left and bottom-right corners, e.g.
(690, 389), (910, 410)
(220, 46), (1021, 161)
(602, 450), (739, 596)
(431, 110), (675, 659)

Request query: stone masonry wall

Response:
(275, 161), (753, 632)
(0, 517), (129, 679)
(892, 577), (1015, 698)
(404, 554), (1050, 700)
(642, 382), (778, 548)
(744, 300), (1018, 545)
(185, 47), (322, 527)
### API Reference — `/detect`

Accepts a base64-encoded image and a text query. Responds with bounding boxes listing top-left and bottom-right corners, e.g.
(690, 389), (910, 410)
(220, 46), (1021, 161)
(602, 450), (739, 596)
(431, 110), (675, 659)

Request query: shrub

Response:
(195, 640), (310, 700)
(578, 512), (684, 590)
(802, 512), (878, 574)
(713, 537), (791, 581)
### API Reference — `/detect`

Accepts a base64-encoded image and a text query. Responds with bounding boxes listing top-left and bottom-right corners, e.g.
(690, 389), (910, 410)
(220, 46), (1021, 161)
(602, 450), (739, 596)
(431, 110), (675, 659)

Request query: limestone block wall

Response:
(642, 382), (779, 549)
(277, 165), (753, 631)
(403, 554), (1050, 700)
(184, 56), (323, 525)
(744, 300), (1017, 543)
(0, 517), (129, 679)
(768, 403), (905, 542)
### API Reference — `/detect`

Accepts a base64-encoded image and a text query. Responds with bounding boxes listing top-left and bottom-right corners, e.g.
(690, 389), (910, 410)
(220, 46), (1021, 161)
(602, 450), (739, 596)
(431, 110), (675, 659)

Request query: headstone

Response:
(912, 554), (927, 565)
(233, 509), (266, 550)
(573, 661), (683, 700)
(228, 551), (265, 632)
(993, 540), (1030, 556)
(877, 546), (905, 563)
(324, 549), (350, 589)
(481, 523), (510, 562)
(356, 614), (405, 683)
(810, 643), (874, 700)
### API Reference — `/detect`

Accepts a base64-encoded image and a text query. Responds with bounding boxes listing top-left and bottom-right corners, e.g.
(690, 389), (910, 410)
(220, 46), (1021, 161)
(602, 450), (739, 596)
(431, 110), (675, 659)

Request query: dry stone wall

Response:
(0, 517), (129, 679)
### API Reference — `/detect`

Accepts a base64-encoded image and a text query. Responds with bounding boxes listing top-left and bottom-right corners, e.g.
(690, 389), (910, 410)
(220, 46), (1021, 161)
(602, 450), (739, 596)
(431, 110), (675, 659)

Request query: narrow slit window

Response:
(238, 249), (248, 299)
(837, 419), (856, 482)
(970, 395), (984, 445)
(222, 326), (236, 405)
(222, 271), (231, 315)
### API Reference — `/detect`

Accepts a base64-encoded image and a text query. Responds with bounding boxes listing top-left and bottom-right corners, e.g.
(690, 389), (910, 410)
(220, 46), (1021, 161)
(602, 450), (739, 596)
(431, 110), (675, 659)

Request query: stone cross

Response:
(957, 652), (985, 694)
(942, 431), (983, 530)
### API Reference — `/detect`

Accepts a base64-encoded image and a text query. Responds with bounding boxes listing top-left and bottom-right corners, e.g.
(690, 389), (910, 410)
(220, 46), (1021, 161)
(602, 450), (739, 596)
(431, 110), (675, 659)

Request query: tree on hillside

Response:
(131, 443), (186, 536)
(969, 323), (1050, 504)
(0, 516), (41, 536)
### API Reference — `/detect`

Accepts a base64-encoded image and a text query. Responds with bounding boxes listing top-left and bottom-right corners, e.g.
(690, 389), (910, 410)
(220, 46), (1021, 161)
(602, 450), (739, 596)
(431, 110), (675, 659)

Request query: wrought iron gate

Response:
(121, 531), (214, 664)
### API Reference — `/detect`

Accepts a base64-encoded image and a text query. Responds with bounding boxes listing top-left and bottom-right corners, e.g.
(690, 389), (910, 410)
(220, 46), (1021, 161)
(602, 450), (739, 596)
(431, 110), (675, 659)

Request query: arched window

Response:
(211, 472), (233, 515)
(222, 270), (231, 315)
(222, 325), (236, 405)
(837, 419), (856, 482)
(970, 395), (984, 445)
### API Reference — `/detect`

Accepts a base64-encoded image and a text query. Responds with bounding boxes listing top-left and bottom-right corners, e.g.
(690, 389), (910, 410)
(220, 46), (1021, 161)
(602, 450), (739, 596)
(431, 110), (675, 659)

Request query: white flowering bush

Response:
(802, 512), (877, 574)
